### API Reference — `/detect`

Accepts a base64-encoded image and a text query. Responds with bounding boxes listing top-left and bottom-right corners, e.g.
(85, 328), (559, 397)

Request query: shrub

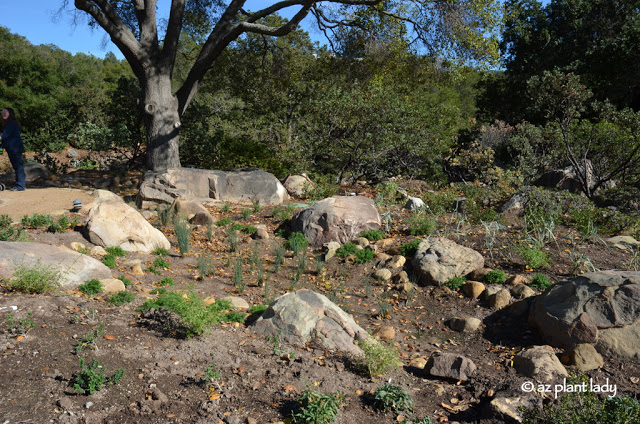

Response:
(484, 269), (507, 284)
(78, 279), (103, 296)
(373, 383), (413, 413)
(335, 242), (358, 257)
(399, 239), (421, 257)
(361, 229), (386, 242)
(173, 216), (191, 255)
(102, 254), (117, 269)
(9, 262), (61, 294)
(529, 273), (552, 290)
(0, 214), (22, 242)
(354, 248), (375, 264)
(286, 232), (309, 255)
(109, 291), (135, 306)
(290, 389), (346, 424)
(444, 276), (466, 290)
(357, 338), (401, 378)
(153, 257), (171, 269)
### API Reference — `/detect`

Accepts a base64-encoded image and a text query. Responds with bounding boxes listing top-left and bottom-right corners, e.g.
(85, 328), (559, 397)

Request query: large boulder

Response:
(251, 289), (370, 357)
(290, 196), (381, 247)
(85, 200), (170, 253)
(138, 167), (289, 207)
(1, 162), (50, 184)
(0, 241), (112, 289)
(170, 197), (214, 226)
(529, 271), (640, 361)
(411, 237), (484, 285)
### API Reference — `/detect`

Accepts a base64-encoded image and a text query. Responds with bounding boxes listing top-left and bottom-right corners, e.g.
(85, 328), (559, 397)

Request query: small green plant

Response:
(361, 229), (386, 242)
(196, 255), (215, 278)
(230, 223), (257, 234)
(78, 279), (104, 296)
(150, 288), (167, 295)
(354, 248), (375, 264)
(286, 232), (309, 255)
(102, 254), (117, 269)
(529, 273), (552, 290)
(373, 383), (414, 413)
(241, 208), (252, 219)
(72, 358), (124, 395)
(377, 297), (391, 319)
(249, 304), (268, 315)
(484, 269), (507, 284)
(226, 228), (239, 252)
(233, 258), (245, 293)
(267, 330), (283, 355)
(9, 262), (61, 294)
(216, 218), (232, 226)
(6, 312), (35, 335)
(0, 214), (22, 241)
(152, 246), (169, 256)
(173, 215), (191, 256)
(153, 257), (171, 269)
(290, 389), (346, 424)
(522, 373), (640, 424)
(274, 243), (286, 273)
(75, 324), (104, 353)
(444, 276), (466, 291)
(109, 291), (135, 306)
(139, 292), (245, 337)
(20, 213), (53, 228)
(158, 205), (173, 227)
(516, 242), (551, 269)
(357, 337), (401, 378)
(105, 246), (127, 257)
(117, 276), (132, 287)
(156, 277), (175, 287)
(220, 202), (231, 213)
(399, 239), (421, 257)
(252, 200), (262, 212)
(406, 213), (436, 236)
(206, 222), (214, 242)
(335, 242), (358, 257)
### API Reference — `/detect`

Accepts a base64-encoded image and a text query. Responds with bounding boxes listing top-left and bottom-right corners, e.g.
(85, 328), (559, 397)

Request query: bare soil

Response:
(0, 173), (639, 424)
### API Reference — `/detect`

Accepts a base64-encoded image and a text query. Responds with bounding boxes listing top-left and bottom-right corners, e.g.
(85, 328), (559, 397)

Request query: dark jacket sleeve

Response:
(1, 121), (24, 153)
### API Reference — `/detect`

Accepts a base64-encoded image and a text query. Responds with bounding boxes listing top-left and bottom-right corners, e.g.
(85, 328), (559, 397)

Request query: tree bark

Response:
(142, 71), (182, 171)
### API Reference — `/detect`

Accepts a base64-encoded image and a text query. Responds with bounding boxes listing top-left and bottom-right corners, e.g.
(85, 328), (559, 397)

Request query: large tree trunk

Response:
(143, 71), (182, 171)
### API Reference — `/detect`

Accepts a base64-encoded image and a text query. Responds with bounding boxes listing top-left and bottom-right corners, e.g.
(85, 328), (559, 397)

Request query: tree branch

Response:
(161, 0), (187, 74)
(137, 0), (160, 56)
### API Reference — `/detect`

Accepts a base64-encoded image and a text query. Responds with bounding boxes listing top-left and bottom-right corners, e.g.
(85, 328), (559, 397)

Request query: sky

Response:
(1, 1), (308, 59)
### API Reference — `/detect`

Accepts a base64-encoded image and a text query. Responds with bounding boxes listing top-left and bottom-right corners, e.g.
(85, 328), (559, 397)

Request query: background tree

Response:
(64, 0), (502, 171)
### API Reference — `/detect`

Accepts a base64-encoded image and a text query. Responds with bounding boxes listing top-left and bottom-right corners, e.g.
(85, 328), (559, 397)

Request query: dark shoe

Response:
(9, 187), (25, 191)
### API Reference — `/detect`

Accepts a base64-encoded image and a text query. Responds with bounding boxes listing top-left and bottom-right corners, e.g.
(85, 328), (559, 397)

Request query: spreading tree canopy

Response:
(64, 0), (502, 171)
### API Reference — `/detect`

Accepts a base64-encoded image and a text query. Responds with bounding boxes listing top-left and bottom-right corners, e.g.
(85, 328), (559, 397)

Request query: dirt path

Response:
(0, 187), (95, 221)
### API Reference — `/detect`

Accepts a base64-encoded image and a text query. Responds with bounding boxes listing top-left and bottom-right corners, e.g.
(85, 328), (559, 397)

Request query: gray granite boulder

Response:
(290, 196), (381, 247)
(411, 237), (484, 285)
(251, 289), (370, 357)
(138, 167), (289, 207)
(425, 352), (476, 380)
(529, 271), (640, 361)
(513, 346), (567, 383)
(0, 241), (112, 289)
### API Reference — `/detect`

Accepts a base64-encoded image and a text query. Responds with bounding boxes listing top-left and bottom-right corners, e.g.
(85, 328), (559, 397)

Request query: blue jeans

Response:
(6, 148), (25, 190)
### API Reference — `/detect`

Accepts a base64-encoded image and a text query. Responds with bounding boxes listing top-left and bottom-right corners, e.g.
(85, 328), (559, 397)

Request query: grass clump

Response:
(484, 269), (507, 284)
(444, 276), (466, 291)
(241, 208), (252, 219)
(399, 239), (421, 257)
(152, 247), (169, 256)
(196, 255), (215, 278)
(290, 389), (346, 424)
(102, 254), (117, 269)
(109, 291), (135, 306)
(155, 277), (175, 287)
(173, 215), (191, 255)
(72, 358), (124, 395)
(373, 383), (413, 413)
(357, 337), (401, 378)
(406, 214), (436, 236)
(522, 373), (640, 424)
(516, 242), (551, 269)
(529, 273), (552, 290)
(139, 292), (244, 337)
(361, 229), (386, 242)
(9, 262), (61, 294)
(230, 223), (257, 234)
(286, 232), (309, 255)
(216, 217), (232, 226)
(78, 279), (103, 296)
(116, 276), (132, 287)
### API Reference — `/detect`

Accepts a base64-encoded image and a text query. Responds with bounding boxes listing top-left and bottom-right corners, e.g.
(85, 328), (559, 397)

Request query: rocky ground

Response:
(0, 164), (639, 424)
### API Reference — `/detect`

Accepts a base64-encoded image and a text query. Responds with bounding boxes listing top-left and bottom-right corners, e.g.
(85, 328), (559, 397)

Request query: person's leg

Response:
(7, 149), (25, 190)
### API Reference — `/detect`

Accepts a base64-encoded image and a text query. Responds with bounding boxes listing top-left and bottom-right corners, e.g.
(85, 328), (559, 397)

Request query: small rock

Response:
(85, 401), (94, 409)
(513, 345), (568, 382)
(570, 344), (604, 371)
(324, 241), (341, 261)
(488, 289), (511, 309)
(99, 278), (126, 293)
(375, 239), (394, 250)
(89, 246), (108, 257)
(375, 252), (391, 262)
(354, 237), (369, 248)
(226, 296), (250, 311)
(373, 325), (395, 340)
(373, 268), (393, 282)
(404, 197), (425, 211)
(254, 227), (269, 240)
(57, 398), (73, 410)
(462, 281), (485, 298)
(507, 274), (529, 286)
(151, 389), (168, 403)
(132, 264), (144, 275)
(448, 316), (482, 333)
(70, 242), (87, 252)
(490, 396), (527, 423)
(387, 255), (406, 269)
(511, 284), (536, 300)
(409, 357), (427, 369)
(467, 267), (492, 281)
(394, 270), (410, 284)
(425, 352), (476, 381)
